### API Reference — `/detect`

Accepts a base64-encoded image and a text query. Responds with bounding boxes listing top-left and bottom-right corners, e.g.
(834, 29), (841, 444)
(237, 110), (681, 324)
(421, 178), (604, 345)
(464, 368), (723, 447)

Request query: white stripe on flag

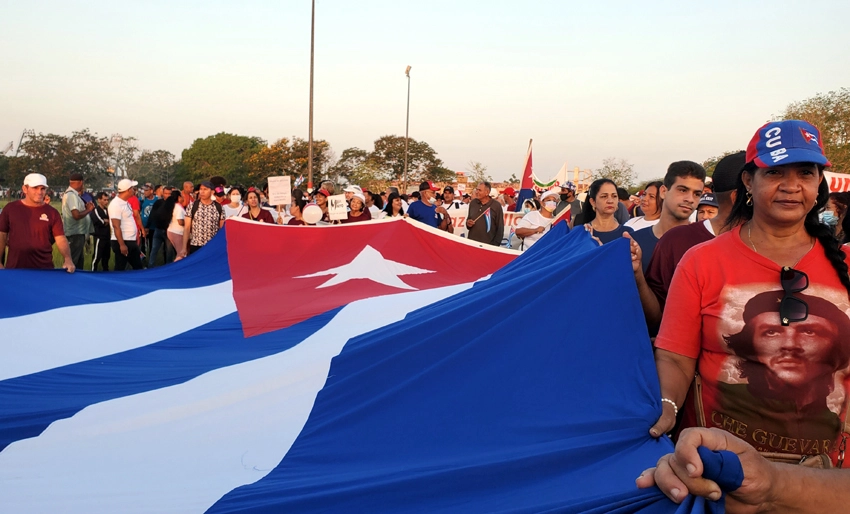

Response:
(0, 281), (236, 381)
(0, 283), (470, 514)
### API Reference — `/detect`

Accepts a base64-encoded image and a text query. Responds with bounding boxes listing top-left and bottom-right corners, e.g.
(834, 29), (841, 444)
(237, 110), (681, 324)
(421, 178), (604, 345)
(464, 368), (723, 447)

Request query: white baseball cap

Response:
(540, 190), (559, 202)
(23, 173), (48, 188)
(117, 178), (139, 192)
(351, 192), (366, 205)
(343, 185), (362, 194)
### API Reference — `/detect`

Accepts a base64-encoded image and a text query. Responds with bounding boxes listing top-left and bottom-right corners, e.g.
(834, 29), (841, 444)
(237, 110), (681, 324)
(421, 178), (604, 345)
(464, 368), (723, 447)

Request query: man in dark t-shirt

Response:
(0, 173), (75, 272)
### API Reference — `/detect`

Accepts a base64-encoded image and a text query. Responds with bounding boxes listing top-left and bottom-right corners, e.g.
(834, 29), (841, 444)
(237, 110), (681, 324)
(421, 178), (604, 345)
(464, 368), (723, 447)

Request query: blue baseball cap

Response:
(745, 120), (831, 168)
(698, 193), (718, 208)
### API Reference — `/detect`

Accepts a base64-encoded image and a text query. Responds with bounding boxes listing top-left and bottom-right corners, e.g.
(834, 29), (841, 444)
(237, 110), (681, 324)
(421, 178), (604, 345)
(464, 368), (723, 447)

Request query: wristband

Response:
(661, 397), (678, 417)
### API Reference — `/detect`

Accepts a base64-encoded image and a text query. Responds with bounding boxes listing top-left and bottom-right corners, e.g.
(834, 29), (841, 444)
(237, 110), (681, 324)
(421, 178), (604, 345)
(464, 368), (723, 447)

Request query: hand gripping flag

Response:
(1, 218), (736, 512)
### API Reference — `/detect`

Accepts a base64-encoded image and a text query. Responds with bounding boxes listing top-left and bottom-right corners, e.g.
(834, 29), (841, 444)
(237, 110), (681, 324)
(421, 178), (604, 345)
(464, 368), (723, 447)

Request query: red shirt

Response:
(0, 201), (65, 269)
(127, 196), (142, 230)
(656, 228), (850, 463)
(242, 209), (275, 224)
(287, 218), (306, 226)
(341, 210), (372, 224)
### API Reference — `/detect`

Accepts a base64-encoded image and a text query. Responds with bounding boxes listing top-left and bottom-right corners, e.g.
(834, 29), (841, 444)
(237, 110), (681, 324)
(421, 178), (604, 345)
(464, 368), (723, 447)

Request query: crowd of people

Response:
(2, 119), (850, 511)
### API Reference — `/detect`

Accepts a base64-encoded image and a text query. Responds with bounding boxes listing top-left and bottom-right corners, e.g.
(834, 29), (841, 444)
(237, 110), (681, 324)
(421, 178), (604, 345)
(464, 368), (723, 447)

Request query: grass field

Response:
(0, 198), (172, 270)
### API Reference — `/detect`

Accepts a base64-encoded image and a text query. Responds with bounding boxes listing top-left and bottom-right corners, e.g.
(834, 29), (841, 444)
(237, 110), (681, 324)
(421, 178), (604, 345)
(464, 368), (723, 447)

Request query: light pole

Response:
(307, 0), (316, 192)
(403, 65), (411, 193)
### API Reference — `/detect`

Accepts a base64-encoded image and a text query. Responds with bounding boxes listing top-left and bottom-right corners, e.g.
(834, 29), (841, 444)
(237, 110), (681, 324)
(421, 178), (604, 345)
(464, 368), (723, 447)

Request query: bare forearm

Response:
(55, 236), (73, 261)
(182, 220), (192, 250)
(635, 270), (662, 328)
(111, 220), (125, 246)
(655, 349), (696, 408)
(766, 466), (850, 513)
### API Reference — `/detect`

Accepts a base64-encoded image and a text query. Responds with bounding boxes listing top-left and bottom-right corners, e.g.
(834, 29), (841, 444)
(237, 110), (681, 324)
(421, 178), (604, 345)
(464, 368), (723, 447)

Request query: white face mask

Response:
(544, 201), (557, 212)
(428, 197), (437, 205)
(522, 207), (531, 214)
(231, 194), (241, 203)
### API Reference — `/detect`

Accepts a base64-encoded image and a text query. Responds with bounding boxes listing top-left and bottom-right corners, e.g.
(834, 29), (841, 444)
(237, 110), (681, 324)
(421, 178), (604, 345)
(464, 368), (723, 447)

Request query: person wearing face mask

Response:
(223, 187), (246, 218)
(821, 192), (849, 242)
(406, 181), (452, 231)
(515, 190), (562, 250)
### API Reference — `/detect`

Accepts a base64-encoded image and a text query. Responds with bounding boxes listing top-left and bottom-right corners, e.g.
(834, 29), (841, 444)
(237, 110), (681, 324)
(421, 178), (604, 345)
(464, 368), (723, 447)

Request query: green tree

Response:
(466, 161), (492, 184)
(591, 157), (637, 189)
(128, 149), (177, 186)
(244, 137), (332, 186)
(13, 129), (113, 190)
(507, 173), (519, 185)
(181, 132), (265, 185)
(369, 135), (444, 186)
(776, 87), (850, 172)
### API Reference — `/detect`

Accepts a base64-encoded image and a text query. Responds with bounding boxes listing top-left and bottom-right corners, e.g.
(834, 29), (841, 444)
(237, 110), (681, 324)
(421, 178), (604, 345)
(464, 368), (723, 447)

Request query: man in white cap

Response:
(109, 178), (144, 270)
(0, 173), (75, 271)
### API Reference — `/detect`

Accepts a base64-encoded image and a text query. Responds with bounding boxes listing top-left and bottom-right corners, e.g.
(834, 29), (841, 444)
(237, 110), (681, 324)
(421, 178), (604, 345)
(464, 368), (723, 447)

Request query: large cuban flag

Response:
(1, 218), (730, 513)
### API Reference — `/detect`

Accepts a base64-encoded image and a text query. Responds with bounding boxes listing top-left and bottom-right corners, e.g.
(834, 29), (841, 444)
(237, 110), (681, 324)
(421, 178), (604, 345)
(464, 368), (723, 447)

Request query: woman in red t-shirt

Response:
(651, 120), (850, 468)
(241, 190), (276, 224)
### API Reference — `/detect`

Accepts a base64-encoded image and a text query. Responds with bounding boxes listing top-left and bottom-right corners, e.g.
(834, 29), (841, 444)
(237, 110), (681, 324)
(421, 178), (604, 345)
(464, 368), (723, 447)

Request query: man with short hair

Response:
(406, 181), (452, 231)
(61, 172), (94, 270)
(0, 173), (75, 272)
(644, 151), (745, 315)
(466, 181), (504, 246)
(182, 181), (225, 256)
(109, 179), (144, 271)
(442, 186), (462, 211)
(631, 161), (706, 273)
(462, 194), (471, 204)
(630, 160), (707, 330)
(89, 191), (111, 271)
(181, 181), (194, 208)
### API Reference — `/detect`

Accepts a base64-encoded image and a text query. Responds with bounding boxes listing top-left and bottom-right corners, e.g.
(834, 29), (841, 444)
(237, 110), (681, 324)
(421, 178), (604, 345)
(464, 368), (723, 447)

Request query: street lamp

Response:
(403, 65), (411, 193)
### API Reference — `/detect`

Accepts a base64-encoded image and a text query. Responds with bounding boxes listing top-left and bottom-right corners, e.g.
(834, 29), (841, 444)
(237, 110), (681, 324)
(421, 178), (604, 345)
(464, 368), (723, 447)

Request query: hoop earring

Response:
(746, 191), (753, 206)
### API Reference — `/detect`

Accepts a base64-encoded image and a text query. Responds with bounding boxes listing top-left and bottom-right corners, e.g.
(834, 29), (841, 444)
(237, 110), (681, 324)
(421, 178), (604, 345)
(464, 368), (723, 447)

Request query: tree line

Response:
(0, 131), (453, 192)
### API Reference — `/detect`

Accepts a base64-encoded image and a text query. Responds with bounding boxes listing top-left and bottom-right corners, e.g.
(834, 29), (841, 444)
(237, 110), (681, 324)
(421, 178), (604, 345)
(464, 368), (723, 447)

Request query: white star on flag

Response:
(295, 245), (435, 290)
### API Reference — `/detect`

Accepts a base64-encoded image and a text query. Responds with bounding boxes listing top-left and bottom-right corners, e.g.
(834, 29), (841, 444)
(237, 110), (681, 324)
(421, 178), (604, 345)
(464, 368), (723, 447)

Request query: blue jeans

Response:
(148, 228), (173, 267)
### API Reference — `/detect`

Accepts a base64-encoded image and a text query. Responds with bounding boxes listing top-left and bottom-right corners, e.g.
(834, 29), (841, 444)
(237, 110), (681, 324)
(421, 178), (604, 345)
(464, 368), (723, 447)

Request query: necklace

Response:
(747, 221), (815, 264)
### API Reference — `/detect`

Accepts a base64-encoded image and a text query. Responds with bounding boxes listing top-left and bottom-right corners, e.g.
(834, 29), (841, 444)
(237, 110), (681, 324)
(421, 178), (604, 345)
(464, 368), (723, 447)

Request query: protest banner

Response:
(327, 194), (348, 221)
(267, 176), (292, 206)
(825, 171), (850, 192)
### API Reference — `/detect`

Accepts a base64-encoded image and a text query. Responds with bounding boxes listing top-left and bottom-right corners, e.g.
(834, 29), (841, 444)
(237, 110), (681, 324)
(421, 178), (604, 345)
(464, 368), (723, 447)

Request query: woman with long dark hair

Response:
(650, 120), (850, 468)
(241, 190), (276, 224)
(379, 192), (404, 219)
(578, 178), (633, 244)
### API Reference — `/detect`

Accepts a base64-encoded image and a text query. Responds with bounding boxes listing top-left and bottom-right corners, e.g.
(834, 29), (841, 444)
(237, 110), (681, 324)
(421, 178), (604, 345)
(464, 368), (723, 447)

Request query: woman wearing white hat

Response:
(514, 189), (559, 251)
(342, 192), (371, 224)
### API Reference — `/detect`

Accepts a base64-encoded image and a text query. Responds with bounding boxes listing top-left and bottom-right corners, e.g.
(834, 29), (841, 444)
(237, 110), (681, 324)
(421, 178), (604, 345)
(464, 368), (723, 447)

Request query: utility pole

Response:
(403, 65), (411, 193)
(307, 0), (316, 191)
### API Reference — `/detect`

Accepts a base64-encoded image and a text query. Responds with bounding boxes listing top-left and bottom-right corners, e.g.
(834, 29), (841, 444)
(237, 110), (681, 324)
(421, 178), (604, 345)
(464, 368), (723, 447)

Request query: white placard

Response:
(327, 194), (348, 221)
(267, 176), (292, 206)
(457, 183), (466, 192)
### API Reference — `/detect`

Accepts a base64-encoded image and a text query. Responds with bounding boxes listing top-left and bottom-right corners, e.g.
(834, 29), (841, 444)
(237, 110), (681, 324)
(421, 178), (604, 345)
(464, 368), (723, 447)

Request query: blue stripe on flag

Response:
(0, 229), (231, 319)
(0, 308), (340, 452)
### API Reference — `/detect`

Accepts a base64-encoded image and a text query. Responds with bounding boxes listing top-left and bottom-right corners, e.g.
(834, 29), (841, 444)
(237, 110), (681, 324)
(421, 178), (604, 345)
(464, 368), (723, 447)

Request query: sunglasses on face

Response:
(779, 266), (808, 326)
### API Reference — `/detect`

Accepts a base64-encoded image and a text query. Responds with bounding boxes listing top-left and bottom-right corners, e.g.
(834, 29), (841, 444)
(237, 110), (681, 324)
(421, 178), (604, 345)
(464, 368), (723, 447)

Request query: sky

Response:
(3, 0), (850, 184)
